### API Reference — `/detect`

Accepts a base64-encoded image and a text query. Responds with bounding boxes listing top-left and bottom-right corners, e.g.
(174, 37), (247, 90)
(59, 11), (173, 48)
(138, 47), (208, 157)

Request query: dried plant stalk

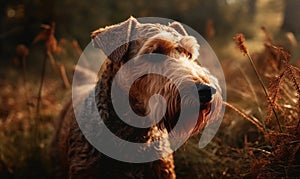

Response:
(261, 26), (274, 43)
(264, 42), (300, 129)
(36, 51), (47, 117)
(223, 101), (265, 133)
(234, 33), (282, 132)
(57, 62), (71, 89)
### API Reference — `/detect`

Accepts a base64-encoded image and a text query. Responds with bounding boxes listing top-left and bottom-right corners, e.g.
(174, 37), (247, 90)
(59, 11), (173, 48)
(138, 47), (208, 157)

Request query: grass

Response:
(1, 5), (300, 177)
(174, 34), (300, 178)
(1, 30), (299, 178)
(0, 24), (74, 178)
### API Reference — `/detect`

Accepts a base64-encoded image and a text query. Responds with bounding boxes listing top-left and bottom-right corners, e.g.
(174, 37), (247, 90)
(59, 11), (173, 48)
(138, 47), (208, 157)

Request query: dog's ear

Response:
(169, 21), (188, 36)
(169, 22), (200, 59)
(138, 37), (175, 56)
(91, 16), (138, 62)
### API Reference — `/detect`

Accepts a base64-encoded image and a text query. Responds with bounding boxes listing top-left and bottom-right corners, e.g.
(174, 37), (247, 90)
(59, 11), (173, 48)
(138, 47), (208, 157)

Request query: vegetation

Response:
(1, 0), (300, 178)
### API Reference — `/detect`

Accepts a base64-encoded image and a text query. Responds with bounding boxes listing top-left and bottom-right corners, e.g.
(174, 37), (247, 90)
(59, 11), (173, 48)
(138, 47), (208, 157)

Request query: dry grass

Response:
(0, 23), (75, 178)
(175, 29), (300, 178)
(0, 23), (300, 178)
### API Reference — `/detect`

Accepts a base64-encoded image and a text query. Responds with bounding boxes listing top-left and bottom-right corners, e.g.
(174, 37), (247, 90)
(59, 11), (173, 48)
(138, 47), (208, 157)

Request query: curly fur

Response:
(52, 17), (222, 179)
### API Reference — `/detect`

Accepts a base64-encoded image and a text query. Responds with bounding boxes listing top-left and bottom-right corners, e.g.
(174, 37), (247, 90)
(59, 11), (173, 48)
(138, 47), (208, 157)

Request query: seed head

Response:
(234, 33), (248, 56)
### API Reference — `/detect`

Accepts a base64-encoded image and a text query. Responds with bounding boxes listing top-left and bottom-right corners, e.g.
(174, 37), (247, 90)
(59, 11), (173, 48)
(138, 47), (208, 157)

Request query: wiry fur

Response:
(52, 17), (222, 178)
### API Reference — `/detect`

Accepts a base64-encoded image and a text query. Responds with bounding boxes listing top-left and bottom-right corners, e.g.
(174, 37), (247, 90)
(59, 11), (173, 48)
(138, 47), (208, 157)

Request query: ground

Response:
(0, 0), (300, 178)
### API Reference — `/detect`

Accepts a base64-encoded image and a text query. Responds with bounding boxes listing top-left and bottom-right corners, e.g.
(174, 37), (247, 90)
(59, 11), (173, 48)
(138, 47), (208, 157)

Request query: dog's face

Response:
(92, 17), (222, 138)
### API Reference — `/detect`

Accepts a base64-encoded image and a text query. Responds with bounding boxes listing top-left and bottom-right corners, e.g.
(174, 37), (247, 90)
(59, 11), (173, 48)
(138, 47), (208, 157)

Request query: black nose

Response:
(196, 83), (216, 105)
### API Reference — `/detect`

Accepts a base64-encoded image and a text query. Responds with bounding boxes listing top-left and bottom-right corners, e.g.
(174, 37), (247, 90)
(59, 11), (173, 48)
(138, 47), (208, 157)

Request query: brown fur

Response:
(52, 17), (222, 178)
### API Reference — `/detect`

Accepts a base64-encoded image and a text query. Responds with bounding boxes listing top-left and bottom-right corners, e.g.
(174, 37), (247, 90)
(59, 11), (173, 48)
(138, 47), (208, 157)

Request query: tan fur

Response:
(52, 17), (222, 178)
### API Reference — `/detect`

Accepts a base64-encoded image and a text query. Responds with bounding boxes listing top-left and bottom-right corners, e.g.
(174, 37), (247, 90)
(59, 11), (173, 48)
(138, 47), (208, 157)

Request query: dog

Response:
(52, 16), (222, 179)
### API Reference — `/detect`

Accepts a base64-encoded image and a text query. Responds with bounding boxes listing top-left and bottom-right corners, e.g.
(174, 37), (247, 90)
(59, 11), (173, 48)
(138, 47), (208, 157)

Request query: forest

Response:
(0, 0), (300, 178)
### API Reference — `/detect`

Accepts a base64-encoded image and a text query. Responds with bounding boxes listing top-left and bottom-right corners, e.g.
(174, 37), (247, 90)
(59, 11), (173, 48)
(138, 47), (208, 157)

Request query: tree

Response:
(282, 0), (300, 33)
(248, 0), (257, 15)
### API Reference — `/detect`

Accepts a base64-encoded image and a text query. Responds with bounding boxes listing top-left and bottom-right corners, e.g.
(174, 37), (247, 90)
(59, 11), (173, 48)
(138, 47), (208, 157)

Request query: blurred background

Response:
(2, 0), (299, 59)
(1, 0), (300, 178)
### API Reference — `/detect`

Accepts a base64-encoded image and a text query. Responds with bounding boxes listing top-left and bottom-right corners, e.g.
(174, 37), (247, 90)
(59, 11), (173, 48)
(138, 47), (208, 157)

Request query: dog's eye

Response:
(175, 46), (184, 53)
(175, 46), (193, 59)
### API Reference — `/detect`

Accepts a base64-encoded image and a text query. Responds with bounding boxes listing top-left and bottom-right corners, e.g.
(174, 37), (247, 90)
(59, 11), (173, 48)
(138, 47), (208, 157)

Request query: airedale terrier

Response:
(52, 16), (222, 179)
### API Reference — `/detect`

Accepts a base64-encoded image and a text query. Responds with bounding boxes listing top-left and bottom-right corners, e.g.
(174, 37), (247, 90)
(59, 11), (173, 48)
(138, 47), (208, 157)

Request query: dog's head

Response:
(92, 17), (222, 138)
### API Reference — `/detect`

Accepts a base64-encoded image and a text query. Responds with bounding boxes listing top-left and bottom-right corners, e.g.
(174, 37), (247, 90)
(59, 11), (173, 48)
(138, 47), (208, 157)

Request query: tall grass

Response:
(0, 22), (75, 178)
(0, 24), (299, 178)
(229, 31), (300, 178)
(176, 29), (300, 178)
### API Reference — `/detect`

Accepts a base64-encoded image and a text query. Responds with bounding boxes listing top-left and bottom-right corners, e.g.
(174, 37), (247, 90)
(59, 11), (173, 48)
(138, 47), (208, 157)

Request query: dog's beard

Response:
(127, 75), (216, 135)
(162, 102), (212, 139)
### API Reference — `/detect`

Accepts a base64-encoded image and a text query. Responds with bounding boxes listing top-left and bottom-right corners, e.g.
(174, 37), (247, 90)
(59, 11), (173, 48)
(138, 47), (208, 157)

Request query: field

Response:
(0, 0), (300, 178)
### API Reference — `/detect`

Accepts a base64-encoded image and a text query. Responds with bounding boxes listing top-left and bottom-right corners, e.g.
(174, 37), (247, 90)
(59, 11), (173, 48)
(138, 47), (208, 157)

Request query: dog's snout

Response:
(196, 83), (216, 105)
